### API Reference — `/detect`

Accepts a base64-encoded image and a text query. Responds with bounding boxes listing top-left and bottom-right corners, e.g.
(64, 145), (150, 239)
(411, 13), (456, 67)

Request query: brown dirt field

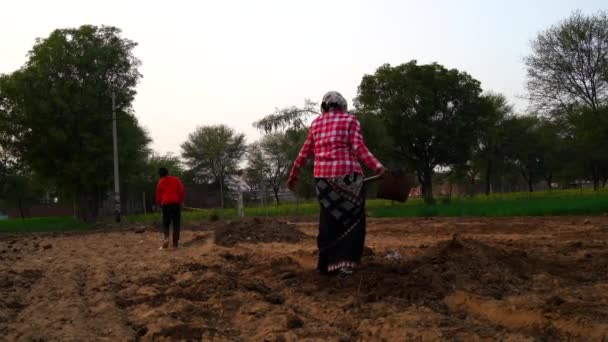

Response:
(1, 216), (608, 341)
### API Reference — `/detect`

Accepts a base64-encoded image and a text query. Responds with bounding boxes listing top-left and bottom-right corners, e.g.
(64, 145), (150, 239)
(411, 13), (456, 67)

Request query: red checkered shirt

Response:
(288, 111), (383, 183)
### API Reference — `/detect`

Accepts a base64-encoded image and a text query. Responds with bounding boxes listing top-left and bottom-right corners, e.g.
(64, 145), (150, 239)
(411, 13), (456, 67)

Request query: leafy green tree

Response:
(253, 101), (320, 199)
(144, 153), (184, 182)
(261, 133), (292, 204)
(525, 10), (608, 113)
(181, 124), (246, 208)
(534, 119), (563, 189)
(245, 133), (292, 204)
(356, 61), (484, 202)
(354, 111), (394, 170)
(244, 144), (267, 202)
(559, 106), (608, 190)
(501, 115), (549, 192)
(253, 99), (319, 133)
(470, 93), (514, 195)
(0, 25), (149, 221)
(0, 172), (42, 219)
(0, 151), (45, 218)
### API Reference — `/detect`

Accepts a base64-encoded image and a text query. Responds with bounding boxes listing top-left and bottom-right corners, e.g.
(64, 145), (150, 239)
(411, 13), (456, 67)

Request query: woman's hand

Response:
(287, 178), (297, 192)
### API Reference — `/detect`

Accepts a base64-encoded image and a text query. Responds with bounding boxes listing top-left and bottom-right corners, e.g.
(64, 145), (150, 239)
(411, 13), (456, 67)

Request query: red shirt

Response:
(156, 176), (185, 206)
(288, 111), (383, 182)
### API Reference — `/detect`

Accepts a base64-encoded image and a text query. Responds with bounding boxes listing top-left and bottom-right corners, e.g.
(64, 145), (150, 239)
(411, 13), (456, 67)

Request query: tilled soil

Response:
(214, 218), (307, 247)
(1, 216), (608, 341)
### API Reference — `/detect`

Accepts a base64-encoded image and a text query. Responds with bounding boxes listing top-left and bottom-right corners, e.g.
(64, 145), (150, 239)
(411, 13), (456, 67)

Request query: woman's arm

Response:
(287, 129), (314, 189)
(349, 117), (384, 173)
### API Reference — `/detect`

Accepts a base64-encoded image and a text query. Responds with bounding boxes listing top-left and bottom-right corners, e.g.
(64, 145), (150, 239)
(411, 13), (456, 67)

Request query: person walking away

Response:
(156, 167), (185, 249)
(287, 91), (384, 275)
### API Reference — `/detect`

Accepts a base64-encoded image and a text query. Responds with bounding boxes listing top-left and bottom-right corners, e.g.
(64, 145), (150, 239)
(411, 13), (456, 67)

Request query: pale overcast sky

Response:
(1, 0), (605, 155)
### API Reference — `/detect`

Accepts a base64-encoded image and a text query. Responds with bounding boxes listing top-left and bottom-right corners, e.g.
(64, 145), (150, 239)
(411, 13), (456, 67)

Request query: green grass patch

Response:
(370, 195), (608, 218)
(124, 190), (608, 225)
(0, 216), (92, 233)
(4, 189), (606, 233)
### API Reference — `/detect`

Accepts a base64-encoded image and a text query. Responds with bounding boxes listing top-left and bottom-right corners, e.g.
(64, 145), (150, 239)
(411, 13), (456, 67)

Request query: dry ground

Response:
(1, 216), (608, 341)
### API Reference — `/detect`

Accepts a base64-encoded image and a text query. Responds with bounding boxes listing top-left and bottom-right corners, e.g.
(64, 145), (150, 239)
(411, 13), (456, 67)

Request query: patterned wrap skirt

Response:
(315, 173), (366, 274)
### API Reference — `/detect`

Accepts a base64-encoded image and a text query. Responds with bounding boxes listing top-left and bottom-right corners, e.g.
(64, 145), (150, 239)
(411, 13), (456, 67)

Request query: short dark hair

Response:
(158, 167), (169, 177)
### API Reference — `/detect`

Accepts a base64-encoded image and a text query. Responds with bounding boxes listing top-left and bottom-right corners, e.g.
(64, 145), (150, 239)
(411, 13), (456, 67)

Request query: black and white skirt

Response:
(315, 173), (366, 274)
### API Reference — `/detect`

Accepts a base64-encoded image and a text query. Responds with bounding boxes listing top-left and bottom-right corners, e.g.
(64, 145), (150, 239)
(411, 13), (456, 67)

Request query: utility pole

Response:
(112, 91), (121, 222)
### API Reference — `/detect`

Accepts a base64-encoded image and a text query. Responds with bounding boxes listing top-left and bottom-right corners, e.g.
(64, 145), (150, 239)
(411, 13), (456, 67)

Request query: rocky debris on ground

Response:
(384, 251), (402, 260)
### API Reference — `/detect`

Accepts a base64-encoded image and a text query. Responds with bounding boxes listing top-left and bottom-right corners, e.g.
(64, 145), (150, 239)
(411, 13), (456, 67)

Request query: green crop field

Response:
(2, 189), (607, 233)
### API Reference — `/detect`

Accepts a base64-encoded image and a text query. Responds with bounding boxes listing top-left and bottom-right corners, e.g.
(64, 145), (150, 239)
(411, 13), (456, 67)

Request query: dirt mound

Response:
(0, 269), (43, 334)
(214, 218), (306, 246)
(284, 235), (544, 314)
(404, 234), (536, 299)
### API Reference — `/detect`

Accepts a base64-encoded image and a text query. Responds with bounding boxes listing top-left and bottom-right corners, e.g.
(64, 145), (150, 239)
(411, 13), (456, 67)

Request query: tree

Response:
(525, 10), (608, 113)
(355, 111), (395, 170)
(244, 133), (292, 205)
(0, 25), (149, 221)
(253, 101), (319, 199)
(0, 172), (43, 219)
(253, 99), (319, 133)
(244, 144), (267, 202)
(356, 61), (484, 202)
(144, 153), (185, 183)
(501, 115), (548, 192)
(559, 106), (608, 190)
(0, 150), (45, 219)
(535, 119), (563, 189)
(260, 133), (291, 204)
(472, 93), (514, 195)
(181, 124), (246, 208)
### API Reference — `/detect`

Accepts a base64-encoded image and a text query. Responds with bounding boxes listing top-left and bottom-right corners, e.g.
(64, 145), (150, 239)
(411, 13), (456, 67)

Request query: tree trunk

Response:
(75, 189), (97, 223)
(18, 198), (25, 219)
(469, 173), (476, 197)
(545, 174), (553, 190)
(591, 165), (600, 191)
(273, 185), (280, 205)
(521, 169), (534, 193)
(603, 175), (607, 188)
(484, 162), (492, 196)
(418, 169), (434, 204)
(219, 178), (224, 208)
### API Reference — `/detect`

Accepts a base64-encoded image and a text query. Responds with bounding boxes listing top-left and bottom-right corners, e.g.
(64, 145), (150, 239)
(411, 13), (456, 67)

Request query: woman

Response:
(287, 91), (384, 275)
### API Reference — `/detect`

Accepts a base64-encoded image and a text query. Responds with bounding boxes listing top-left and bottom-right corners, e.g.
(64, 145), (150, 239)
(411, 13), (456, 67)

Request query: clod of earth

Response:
(244, 280), (272, 295)
(42, 244), (52, 250)
(286, 315), (304, 329)
(264, 293), (285, 305)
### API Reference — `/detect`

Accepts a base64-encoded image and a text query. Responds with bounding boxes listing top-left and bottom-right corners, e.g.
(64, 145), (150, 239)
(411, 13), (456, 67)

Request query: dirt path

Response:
(1, 216), (608, 341)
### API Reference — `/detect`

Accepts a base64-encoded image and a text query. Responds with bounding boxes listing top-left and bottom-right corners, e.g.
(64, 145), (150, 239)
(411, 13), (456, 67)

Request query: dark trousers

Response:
(162, 204), (181, 246)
